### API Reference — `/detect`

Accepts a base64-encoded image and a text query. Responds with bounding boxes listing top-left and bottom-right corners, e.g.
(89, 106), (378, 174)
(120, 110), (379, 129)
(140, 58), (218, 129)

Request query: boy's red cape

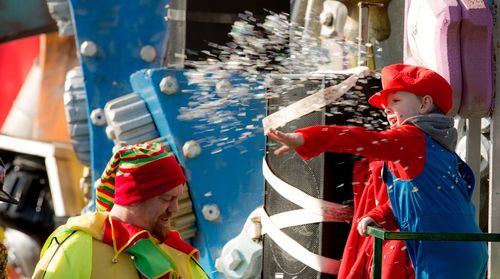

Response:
(339, 160), (415, 279)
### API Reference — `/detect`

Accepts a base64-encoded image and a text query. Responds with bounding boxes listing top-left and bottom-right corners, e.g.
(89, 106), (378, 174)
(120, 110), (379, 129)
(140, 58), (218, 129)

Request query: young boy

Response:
(267, 64), (487, 278)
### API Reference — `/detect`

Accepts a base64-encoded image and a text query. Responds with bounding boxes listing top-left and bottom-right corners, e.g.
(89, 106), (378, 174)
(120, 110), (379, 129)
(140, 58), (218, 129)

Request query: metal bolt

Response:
(164, 4), (170, 21)
(159, 76), (178, 95)
(182, 140), (201, 159)
(90, 108), (106, 126)
(215, 80), (232, 97)
(80, 40), (97, 57)
(140, 45), (157, 62)
(202, 204), (220, 221)
(250, 216), (262, 241)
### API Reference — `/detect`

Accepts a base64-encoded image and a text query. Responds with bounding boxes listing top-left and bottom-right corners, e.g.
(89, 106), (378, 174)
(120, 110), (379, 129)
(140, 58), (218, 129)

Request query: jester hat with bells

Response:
(96, 143), (186, 212)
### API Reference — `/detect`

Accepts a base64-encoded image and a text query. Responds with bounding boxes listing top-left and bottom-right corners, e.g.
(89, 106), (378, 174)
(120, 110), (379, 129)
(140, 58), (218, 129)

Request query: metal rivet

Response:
(140, 45), (157, 62)
(182, 140), (201, 159)
(159, 76), (178, 95)
(90, 108), (106, 126)
(80, 40), (97, 57)
(202, 204), (220, 221)
(164, 4), (170, 21)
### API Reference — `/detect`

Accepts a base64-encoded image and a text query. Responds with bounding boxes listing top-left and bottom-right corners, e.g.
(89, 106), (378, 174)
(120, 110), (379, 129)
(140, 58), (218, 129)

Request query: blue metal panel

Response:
(131, 68), (265, 277)
(67, 0), (170, 184)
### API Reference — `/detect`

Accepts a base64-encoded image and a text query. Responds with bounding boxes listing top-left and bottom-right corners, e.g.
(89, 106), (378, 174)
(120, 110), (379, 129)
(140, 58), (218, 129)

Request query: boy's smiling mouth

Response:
(387, 116), (398, 128)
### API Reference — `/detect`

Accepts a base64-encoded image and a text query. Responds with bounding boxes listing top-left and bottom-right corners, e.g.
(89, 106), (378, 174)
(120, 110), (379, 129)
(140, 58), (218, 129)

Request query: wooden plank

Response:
(35, 32), (79, 143)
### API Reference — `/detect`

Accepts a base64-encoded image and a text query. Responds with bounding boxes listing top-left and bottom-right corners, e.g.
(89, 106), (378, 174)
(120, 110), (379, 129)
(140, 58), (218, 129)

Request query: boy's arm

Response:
(294, 125), (425, 162)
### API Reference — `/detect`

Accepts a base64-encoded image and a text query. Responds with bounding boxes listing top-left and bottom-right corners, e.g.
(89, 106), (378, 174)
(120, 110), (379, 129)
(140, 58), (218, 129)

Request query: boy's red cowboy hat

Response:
(368, 64), (452, 114)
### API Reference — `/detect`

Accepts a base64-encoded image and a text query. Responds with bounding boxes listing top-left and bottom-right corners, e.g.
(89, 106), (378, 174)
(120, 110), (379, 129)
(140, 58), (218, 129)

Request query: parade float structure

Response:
(0, 0), (499, 278)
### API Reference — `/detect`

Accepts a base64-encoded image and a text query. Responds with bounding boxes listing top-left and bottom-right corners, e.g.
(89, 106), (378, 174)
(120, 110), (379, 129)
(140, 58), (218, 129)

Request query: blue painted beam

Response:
(131, 68), (266, 277)
(68, 0), (171, 185)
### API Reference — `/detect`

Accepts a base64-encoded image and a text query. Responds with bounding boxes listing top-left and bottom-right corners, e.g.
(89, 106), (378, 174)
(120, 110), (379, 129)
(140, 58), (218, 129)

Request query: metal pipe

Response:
(291, 0), (308, 27)
(163, 0), (186, 69)
(303, 0), (323, 37)
(357, 2), (384, 67)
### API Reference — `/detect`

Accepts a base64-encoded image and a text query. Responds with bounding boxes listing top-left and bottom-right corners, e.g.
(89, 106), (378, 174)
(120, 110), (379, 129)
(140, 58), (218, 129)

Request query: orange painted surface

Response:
(35, 33), (79, 143)
(0, 36), (40, 127)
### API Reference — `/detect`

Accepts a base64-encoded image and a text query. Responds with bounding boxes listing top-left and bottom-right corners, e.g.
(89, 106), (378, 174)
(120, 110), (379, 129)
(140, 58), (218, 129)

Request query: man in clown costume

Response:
(32, 143), (209, 279)
(267, 64), (487, 278)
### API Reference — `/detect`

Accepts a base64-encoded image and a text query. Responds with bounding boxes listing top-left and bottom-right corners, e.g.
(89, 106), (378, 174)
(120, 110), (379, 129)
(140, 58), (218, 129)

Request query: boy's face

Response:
(384, 91), (423, 129)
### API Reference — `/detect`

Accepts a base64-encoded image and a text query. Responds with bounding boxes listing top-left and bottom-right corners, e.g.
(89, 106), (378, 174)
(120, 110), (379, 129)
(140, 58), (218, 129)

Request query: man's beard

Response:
(151, 213), (172, 241)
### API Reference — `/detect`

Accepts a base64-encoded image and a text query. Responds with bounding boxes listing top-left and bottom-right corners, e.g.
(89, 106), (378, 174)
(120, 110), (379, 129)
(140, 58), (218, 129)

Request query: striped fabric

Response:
(96, 143), (176, 212)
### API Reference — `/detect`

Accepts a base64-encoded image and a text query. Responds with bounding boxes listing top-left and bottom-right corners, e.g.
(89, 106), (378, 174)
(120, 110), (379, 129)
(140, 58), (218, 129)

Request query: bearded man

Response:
(32, 143), (208, 279)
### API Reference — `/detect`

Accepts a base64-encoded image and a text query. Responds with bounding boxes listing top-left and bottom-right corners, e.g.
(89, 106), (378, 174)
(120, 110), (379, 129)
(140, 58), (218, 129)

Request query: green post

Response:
(372, 237), (383, 279)
(367, 225), (500, 279)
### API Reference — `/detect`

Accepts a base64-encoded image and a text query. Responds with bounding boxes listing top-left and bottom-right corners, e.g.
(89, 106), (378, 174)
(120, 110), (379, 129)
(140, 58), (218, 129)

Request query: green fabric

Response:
(34, 229), (92, 279)
(34, 213), (208, 279)
(127, 238), (177, 279)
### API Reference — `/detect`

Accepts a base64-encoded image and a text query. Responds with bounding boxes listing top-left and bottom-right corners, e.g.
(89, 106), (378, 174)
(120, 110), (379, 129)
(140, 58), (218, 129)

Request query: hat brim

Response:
(0, 189), (18, 204)
(368, 88), (401, 109)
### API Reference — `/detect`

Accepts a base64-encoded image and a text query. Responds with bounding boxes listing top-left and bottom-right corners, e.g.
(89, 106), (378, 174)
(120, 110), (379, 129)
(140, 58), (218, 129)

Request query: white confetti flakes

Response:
(176, 11), (387, 155)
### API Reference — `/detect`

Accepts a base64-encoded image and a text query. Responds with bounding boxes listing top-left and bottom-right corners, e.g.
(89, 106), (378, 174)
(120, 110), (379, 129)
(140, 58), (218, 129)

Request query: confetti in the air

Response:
(177, 11), (386, 154)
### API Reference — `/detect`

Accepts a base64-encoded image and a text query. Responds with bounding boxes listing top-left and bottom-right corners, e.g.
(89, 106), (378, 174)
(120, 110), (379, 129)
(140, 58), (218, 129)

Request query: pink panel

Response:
(457, 0), (493, 118)
(404, 0), (462, 116)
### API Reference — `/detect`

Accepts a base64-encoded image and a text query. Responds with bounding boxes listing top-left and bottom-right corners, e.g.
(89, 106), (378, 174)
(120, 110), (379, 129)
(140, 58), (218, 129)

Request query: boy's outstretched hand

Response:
(266, 128), (305, 155)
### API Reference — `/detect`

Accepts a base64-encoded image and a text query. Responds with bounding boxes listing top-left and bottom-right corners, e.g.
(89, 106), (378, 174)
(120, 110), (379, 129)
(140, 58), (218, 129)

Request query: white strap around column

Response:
(259, 207), (341, 275)
(262, 158), (353, 221)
